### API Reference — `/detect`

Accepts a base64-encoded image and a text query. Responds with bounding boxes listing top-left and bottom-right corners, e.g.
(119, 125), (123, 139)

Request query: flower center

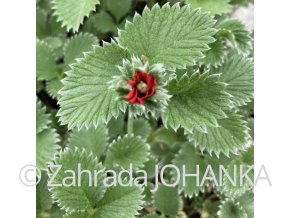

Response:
(136, 81), (148, 94)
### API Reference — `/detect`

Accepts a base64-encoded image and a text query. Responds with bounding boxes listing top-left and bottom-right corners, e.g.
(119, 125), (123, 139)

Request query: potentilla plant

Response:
(36, 0), (254, 217)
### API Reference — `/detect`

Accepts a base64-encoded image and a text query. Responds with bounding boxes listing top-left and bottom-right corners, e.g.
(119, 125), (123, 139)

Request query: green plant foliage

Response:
(186, 0), (231, 15)
(132, 118), (151, 139)
(94, 11), (117, 33)
(37, 171), (53, 213)
(213, 53), (254, 106)
(216, 17), (252, 55)
(218, 199), (247, 218)
(172, 143), (207, 197)
(201, 37), (226, 67)
(105, 0), (131, 22)
(153, 185), (180, 216)
(187, 112), (250, 156)
(37, 128), (60, 171)
(118, 3), (216, 70)
(222, 147), (254, 197)
(52, 0), (100, 32)
(162, 72), (231, 133)
(57, 43), (130, 129)
(36, 100), (50, 133)
(49, 148), (107, 212)
(36, 40), (58, 80)
(68, 124), (108, 158)
(64, 184), (143, 218)
(36, 1), (254, 217)
(105, 134), (149, 169)
(64, 33), (98, 70)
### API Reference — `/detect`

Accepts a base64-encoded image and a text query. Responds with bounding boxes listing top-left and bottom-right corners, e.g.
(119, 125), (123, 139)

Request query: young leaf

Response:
(153, 185), (180, 216)
(52, 0), (100, 32)
(187, 112), (250, 156)
(64, 185), (143, 218)
(49, 148), (107, 212)
(58, 43), (130, 129)
(172, 143), (207, 197)
(186, 0), (231, 15)
(105, 134), (149, 169)
(216, 18), (252, 55)
(68, 124), (108, 158)
(37, 128), (60, 171)
(218, 199), (247, 218)
(64, 33), (98, 71)
(201, 37), (226, 67)
(213, 53), (254, 106)
(36, 40), (58, 80)
(162, 72), (231, 133)
(118, 3), (216, 70)
(36, 100), (50, 133)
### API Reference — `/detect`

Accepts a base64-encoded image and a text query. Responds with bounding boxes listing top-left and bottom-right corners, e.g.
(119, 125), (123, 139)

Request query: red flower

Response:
(126, 71), (157, 104)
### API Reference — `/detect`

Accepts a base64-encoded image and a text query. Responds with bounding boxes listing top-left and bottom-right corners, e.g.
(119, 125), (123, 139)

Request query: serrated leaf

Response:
(216, 18), (252, 55)
(58, 43), (130, 129)
(213, 54), (254, 106)
(105, 135), (149, 169)
(218, 199), (247, 218)
(36, 100), (50, 133)
(49, 148), (106, 212)
(187, 112), (249, 156)
(162, 72), (231, 132)
(201, 37), (226, 67)
(222, 147), (254, 197)
(37, 40), (59, 80)
(204, 153), (233, 186)
(47, 78), (63, 99)
(64, 185), (143, 218)
(172, 143), (207, 197)
(186, 0), (231, 15)
(222, 159), (253, 198)
(133, 118), (151, 139)
(153, 185), (180, 216)
(68, 124), (108, 158)
(37, 128), (60, 171)
(105, 0), (131, 22)
(64, 33), (98, 71)
(52, 0), (100, 32)
(238, 192), (254, 218)
(37, 171), (53, 212)
(118, 3), (216, 70)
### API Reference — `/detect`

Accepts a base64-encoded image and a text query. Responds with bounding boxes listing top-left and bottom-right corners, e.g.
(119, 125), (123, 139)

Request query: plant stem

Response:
(127, 106), (134, 135)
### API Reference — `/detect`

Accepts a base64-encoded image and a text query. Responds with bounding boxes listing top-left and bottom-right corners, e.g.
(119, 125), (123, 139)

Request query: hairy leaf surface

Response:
(52, 0), (100, 32)
(119, 3), (216, 69)
(162, 72), (231, 132)
(58, 43), (130, 129)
